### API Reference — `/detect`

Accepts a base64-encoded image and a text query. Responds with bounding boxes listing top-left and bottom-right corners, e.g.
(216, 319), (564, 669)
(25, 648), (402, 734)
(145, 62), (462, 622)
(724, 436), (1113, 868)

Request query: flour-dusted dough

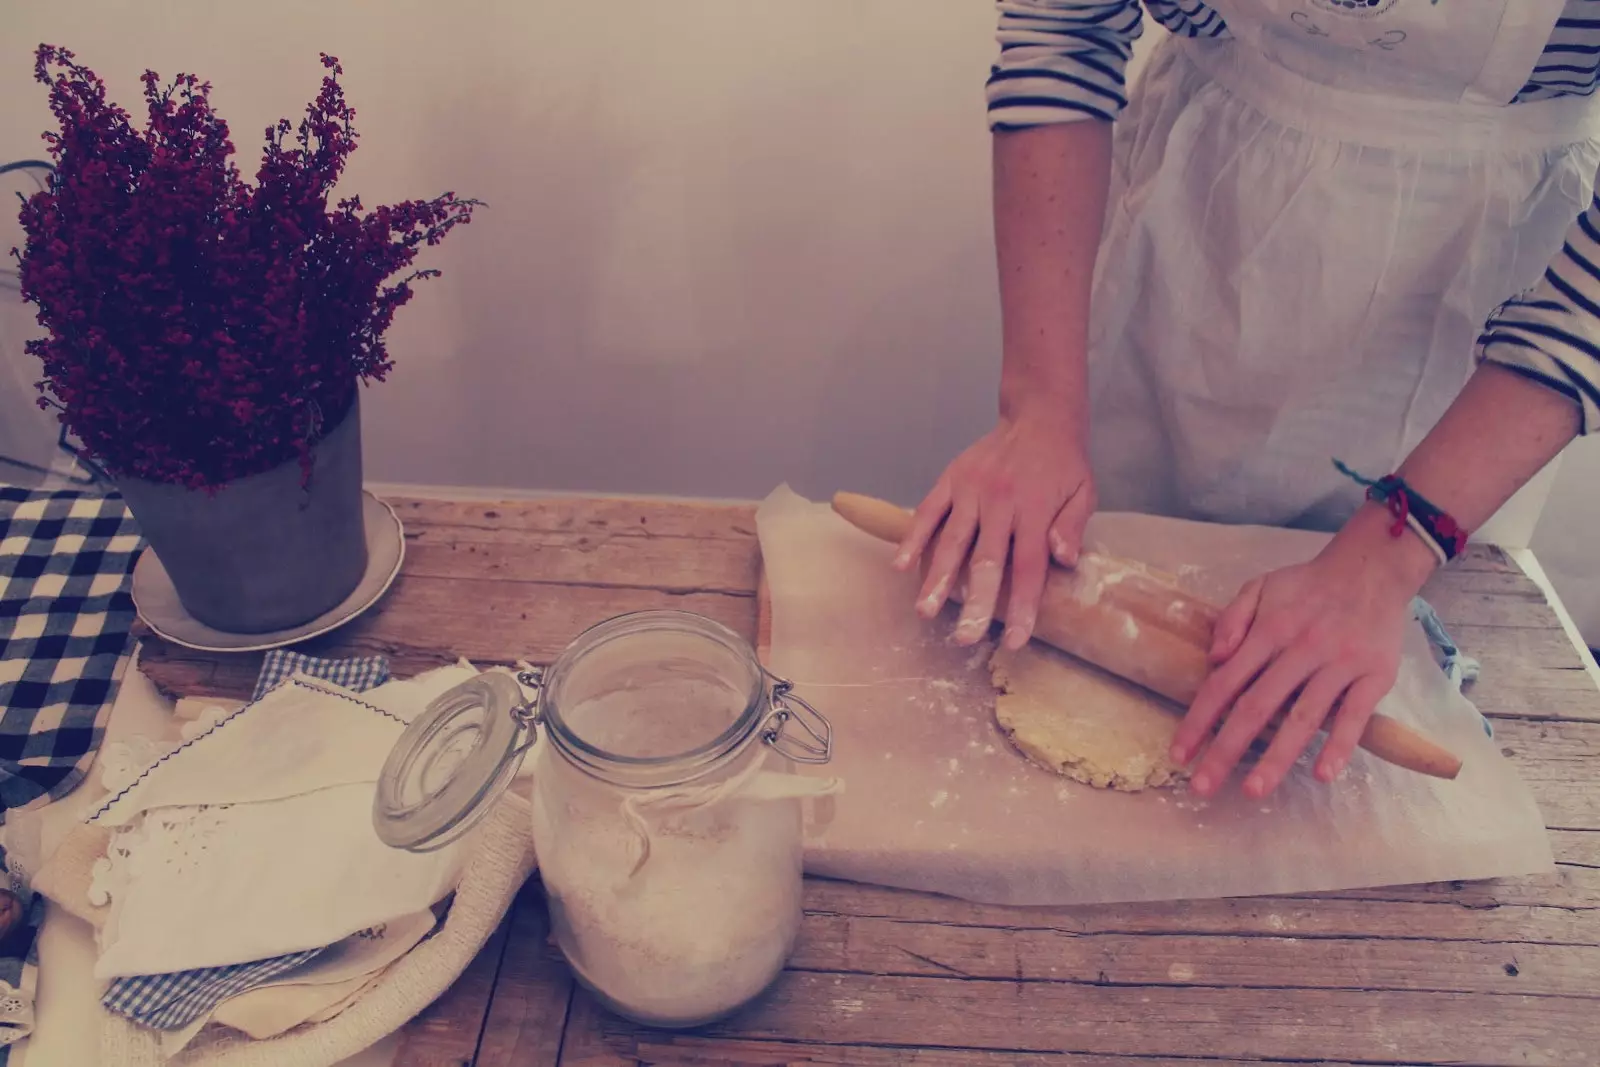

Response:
(990, 644), (1188, 791)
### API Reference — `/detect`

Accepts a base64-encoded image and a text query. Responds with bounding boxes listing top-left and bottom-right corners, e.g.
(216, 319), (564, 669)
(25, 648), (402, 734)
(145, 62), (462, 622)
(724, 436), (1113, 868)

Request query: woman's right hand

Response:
(894, 404), (1096, 651)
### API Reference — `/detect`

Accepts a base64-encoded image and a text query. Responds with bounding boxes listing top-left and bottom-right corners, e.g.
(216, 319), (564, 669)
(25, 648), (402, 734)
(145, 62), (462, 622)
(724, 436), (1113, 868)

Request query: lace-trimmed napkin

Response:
(87, 664), (480, 980)
(102, 790), (534, 1067)
(0, 848), (43, 1065)
(99, 651), (402, 1039)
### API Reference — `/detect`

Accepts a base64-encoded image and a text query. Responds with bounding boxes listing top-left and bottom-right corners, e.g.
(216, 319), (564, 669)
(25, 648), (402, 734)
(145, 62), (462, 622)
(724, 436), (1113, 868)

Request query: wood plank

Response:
(386, 497), (757, 542)
(393, 908), (512, 1067)
(625, 1035), (1378, 1067)
(398, 536), (756, 595)
(1426, 567), (1560, 598)
(800, 877), (1600, 947)
(1552, 829), (1600, 868)
(475, 882), (575, 1067)
(694, 972), (1596, 1065)
(1491, 718), (1600, 830)
(1467, 668), (1600, 723)
(1449, 625), (1590, 671)
(393, 496), (759, 595)
(337, 576), (756, 664)
(139, 576), (757, 699)
(1318, 863), (1600, 911)
(566, 990), (1386, 1067)
(787, 917), (1599, 997)
(1423, 584), (1568, 630)
(558, 987), (639, 1067)
(1435, 543), (1518, 574)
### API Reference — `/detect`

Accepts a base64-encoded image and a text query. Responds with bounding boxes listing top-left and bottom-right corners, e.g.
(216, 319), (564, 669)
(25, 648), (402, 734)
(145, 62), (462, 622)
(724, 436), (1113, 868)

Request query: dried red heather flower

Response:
(14, 45), (478, 491)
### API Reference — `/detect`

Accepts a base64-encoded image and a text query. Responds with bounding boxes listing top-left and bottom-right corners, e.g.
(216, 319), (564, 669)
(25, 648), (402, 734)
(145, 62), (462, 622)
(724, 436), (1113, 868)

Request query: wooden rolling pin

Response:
(832, 492), (1462, 781)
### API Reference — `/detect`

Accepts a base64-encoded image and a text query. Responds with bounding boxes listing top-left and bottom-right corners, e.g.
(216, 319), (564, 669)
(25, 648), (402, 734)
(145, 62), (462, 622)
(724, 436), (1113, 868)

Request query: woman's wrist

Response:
(999, 359), (1087, 425)
(1324, 499), (1441, 598)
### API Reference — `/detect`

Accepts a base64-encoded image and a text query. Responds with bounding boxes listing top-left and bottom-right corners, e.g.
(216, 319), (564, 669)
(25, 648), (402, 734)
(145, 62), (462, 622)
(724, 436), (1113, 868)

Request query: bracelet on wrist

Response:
(1333, 459), (1469, 566)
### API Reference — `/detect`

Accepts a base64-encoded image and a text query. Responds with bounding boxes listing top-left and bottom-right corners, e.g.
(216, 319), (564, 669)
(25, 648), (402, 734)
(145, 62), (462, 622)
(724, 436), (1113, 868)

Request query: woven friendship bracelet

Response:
(1333, 459), (1469, 566)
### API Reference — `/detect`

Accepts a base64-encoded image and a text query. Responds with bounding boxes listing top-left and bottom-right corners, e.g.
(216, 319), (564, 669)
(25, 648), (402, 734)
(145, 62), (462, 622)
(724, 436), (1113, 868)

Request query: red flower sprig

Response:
(14, 46), (479, 491)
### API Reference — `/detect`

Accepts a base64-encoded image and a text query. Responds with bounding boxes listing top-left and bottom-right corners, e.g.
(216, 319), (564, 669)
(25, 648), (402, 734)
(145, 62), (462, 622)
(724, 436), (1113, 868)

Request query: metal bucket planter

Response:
(115, 399), (369, 634)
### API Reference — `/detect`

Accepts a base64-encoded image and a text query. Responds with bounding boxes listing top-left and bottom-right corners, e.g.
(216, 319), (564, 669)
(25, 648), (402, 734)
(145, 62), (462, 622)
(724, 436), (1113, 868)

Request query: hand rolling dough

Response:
(990, 644), (1188, 791)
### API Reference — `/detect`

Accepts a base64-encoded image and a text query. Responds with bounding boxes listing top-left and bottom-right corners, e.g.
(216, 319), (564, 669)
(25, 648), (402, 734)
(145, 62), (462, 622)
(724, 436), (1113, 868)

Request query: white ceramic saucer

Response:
(131, 491), (406, 653)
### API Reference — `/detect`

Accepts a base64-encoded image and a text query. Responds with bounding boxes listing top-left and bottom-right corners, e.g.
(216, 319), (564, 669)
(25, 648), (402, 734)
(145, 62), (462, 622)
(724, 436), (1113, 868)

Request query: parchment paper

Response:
(759, 486), (1553, 906)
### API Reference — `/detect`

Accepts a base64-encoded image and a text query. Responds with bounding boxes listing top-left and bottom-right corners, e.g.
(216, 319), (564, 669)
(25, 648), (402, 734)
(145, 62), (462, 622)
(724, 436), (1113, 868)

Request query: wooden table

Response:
(138, 494), (1600, 1067)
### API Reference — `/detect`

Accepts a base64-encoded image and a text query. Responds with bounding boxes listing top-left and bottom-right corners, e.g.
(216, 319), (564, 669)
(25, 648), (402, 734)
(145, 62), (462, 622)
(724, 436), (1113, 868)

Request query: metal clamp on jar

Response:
(372, 610), (838, 1029)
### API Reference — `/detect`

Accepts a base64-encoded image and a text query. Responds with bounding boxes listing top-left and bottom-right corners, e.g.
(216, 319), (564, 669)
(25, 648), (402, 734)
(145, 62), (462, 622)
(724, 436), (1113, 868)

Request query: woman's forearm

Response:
(1330, 362), (1582, 593)
(992, 121), (1112, 428)
(1400, 363), (1580, 530)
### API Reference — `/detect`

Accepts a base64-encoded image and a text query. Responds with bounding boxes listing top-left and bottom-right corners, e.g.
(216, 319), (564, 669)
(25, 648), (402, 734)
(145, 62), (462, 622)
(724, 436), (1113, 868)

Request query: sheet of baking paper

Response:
(758, 486), (1553, 906)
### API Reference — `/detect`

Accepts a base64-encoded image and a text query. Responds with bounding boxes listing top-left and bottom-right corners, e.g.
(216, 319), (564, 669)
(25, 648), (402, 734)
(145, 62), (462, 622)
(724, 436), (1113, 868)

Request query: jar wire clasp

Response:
(760, 671), (832, 764)
(510, 667), (546, 758)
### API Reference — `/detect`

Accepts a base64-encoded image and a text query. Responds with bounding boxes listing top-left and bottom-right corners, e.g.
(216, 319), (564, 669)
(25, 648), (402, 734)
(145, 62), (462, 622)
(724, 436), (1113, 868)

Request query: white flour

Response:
(530, 744), (803, 1028)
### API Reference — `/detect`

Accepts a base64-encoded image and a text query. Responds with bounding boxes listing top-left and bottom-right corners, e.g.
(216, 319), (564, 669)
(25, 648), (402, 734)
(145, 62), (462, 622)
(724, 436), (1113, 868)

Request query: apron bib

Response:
(1088, 0), (1598, 543)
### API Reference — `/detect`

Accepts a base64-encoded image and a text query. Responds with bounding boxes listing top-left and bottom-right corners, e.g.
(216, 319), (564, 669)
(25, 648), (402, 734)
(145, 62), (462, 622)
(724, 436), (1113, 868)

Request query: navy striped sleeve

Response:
(987, 1), (1145, 129)
(1476, 195), (1600, 433)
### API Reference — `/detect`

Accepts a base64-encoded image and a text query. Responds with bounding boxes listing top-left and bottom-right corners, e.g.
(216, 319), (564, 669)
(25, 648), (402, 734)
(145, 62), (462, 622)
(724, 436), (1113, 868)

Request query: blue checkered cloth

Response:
(102, 948), (323, 1030)
(102, 651), (393, 1031)
(251, 649), (391, 701)
(0, 484), (141, 816)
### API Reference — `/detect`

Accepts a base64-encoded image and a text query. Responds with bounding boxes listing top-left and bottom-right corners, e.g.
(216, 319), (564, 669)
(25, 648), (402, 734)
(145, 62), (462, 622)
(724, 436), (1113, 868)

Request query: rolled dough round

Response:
(990, 644), (1188, 791)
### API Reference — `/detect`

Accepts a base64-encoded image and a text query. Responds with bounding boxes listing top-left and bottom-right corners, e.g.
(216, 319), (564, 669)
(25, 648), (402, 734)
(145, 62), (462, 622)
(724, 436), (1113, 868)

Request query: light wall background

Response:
(1, 2), (1594, 643)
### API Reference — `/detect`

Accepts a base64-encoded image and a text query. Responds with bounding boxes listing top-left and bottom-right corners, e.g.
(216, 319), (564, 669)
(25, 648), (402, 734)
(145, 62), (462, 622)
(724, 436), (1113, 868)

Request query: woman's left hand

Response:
(1170, 506), (1438, 799)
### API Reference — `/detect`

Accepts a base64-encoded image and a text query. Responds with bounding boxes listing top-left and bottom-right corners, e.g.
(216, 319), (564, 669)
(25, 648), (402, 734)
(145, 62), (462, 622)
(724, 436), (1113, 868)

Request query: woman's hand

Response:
(893, 405), (1095, 651)
(1171, 505), (1438, 799)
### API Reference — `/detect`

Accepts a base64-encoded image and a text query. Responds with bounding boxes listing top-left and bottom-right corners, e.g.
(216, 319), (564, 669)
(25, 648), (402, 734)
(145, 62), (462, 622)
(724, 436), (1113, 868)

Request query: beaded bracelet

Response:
(1333, 459), (1469, 566)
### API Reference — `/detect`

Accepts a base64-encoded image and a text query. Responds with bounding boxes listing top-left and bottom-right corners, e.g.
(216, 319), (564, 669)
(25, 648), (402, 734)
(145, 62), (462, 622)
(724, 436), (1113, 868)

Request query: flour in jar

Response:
(530, 733), (803, 1028)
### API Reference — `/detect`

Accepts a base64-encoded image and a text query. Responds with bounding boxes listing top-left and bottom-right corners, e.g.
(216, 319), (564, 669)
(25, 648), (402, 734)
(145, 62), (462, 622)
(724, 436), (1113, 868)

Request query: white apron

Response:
(1089, 0), (1600, 546)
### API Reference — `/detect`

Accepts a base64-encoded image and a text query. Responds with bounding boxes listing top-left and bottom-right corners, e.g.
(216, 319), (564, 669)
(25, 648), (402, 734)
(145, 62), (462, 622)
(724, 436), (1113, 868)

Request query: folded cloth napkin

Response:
(158, 909), (438, 1056)
(99, 653), (400, 1031)
(100, 789), (535, 1067)
(0, 483), (142, 815)
(87, 662), (480, 979)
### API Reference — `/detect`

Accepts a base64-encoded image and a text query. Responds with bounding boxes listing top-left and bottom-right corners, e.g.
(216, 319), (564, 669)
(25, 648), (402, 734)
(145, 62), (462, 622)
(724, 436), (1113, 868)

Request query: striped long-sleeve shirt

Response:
(987, 0), (1600, 433)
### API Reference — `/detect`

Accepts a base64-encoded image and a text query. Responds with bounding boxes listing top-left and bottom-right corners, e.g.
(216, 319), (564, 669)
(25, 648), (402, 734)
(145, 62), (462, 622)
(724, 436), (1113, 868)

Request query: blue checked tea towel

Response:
(0, 484), (141, 816)
(251, 649), (390, 702)
(102, 650), (392, 1031)
(101, 948), (324, 1031)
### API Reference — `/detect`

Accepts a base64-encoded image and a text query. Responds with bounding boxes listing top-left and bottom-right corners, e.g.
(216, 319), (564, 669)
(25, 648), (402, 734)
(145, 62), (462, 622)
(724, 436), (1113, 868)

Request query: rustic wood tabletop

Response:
(137, 494), (1600, 1067)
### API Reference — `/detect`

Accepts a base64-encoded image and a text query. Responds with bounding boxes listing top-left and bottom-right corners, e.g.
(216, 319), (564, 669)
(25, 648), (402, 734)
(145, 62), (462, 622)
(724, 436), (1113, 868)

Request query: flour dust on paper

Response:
(989, 644), (1188, 792)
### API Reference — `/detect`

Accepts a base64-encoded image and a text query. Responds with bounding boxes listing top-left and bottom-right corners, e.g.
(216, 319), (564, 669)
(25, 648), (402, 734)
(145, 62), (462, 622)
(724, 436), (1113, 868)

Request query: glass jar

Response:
(372, 610), (834, 1029)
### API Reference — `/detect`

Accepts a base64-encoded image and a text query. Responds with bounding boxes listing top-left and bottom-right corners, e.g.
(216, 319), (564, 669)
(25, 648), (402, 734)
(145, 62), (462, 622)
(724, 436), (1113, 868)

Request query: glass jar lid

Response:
(372, 670), (538, 852)
(372, 610), (833, 853)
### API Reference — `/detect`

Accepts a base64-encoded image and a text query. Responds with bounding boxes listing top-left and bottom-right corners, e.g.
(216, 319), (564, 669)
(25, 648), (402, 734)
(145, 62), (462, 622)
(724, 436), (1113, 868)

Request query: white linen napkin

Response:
(87, 664), (484, 979)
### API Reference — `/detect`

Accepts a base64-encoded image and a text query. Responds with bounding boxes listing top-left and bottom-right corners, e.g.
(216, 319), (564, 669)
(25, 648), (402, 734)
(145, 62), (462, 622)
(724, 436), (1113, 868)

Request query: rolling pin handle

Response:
(831, 492), (916, 545)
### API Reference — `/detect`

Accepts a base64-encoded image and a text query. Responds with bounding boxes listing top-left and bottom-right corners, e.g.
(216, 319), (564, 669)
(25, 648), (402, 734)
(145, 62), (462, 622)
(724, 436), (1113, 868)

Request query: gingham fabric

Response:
(0, 484), (141, 816)
(102, 651), (393, 1032)
(101, 948), (324, 1030)
(251, 649), (390, 702)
